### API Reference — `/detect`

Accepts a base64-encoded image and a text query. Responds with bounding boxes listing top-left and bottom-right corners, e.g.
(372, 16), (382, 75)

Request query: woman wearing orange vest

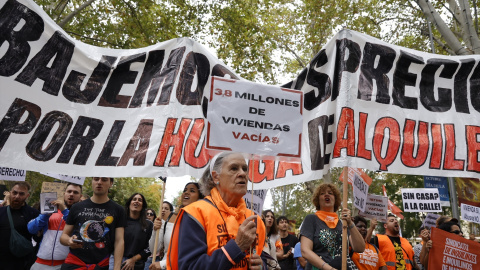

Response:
(167, 152), (266, 270)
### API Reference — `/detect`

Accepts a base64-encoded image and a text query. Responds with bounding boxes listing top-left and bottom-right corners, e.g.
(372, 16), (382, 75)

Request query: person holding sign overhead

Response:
(167, 152), (266, 270)
(300, 183), (365, 270)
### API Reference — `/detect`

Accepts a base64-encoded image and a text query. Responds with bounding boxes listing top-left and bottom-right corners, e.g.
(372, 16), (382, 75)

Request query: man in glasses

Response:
(351, 216), (387, 270)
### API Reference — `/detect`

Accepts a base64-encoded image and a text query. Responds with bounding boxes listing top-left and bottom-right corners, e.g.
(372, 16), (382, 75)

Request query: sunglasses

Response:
(146, 212), (154, 216)
(451, 230), (463, 235)
(356, 225), (367, 229)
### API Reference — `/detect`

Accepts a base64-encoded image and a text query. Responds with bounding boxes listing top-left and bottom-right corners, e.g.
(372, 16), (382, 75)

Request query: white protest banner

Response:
(243, 189), (267, 215)
(461, 203), (480, 224)
(359, 194), (388, 222)
(422, 213), (440, 229)
(206, 77), (302, 158)
(401, 188), (442, 212)
(352, 172), (369, 212)
(42, 173), (85, 185)
(2, 0), (480, 190)
(0, 167), (26, 181)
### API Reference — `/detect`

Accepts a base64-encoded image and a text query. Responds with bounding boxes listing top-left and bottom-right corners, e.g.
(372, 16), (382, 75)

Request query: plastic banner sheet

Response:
(1, 0), (480, 189)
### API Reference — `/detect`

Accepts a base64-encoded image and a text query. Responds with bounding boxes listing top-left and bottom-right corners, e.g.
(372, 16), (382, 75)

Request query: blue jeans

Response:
(144, 256), (161, 270)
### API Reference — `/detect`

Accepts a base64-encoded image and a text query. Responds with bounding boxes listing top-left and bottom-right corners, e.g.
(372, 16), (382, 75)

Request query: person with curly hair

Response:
(300, 183), (364, 270)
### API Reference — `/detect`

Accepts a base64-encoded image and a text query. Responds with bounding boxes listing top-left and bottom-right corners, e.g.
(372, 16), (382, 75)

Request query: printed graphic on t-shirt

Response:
(76, 208), (114, 249)
(357, 248), (379, 266)
(393, 242), (406, 270)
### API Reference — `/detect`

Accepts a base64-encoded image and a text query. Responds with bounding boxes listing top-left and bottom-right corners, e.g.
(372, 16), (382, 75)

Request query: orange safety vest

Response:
(376, 234), (414, 270)
(167, 199), (265, 270)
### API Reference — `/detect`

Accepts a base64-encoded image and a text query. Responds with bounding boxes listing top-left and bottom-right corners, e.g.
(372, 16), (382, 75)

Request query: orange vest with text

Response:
(376, 234), (414, 270)
(167, 199), (265, 270)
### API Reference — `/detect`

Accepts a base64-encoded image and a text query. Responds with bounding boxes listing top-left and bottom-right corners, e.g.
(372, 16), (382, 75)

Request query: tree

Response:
(415, 0), (480, 55)
(33, 0), (433, 84)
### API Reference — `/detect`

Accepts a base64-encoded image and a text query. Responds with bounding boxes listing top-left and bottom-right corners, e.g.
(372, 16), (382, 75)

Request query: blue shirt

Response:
(293, 242), (304, 270)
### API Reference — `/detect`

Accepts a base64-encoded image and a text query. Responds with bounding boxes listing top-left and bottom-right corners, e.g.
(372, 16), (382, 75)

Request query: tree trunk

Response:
(416, 0), (471, 55)
(58, 0), (96, 28)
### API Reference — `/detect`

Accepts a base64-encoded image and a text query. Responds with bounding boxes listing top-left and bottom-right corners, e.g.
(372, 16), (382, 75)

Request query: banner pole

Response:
(342, 166), (348, 270)
(251, 157), (254, 211)
(152, 178), (167, 264)
(249, 156), (255, 255)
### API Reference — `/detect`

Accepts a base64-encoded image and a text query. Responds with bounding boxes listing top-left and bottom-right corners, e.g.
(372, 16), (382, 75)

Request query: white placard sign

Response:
(359, 194), (388, 222)
(42, 173), (85, 185)
(401, 188), (441, 212)
(206, 77), (303, 158)
(461, 203), (480, 224)
(352, 172), (369, 212)
(243, 189), (267, 215)
(0, 167), (26, 181)
(422, 213), (440, 229)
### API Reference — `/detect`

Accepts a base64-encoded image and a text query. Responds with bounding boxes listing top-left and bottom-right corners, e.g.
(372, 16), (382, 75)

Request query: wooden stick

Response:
(152, 180), (167, 264)
(342, 166), (348, 270)
(250, 156), (255, 255)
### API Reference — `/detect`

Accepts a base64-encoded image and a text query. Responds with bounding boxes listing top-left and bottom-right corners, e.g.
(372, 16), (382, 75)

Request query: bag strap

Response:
(6, 206), (15, 232)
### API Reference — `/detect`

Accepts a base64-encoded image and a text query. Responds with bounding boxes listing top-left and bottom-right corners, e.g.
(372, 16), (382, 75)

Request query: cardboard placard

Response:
(359, 194), (388, 222)
(41, 182), (67, 199)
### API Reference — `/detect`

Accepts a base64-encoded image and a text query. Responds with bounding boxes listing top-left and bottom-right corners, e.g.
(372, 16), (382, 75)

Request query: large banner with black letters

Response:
(1, 0), (480, 189)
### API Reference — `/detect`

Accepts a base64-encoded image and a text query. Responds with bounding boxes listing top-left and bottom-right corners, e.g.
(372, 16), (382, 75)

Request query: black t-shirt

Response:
(66, 199), (126, 264)
(124, 217), (153, 261)
(279, 233), (299, 270)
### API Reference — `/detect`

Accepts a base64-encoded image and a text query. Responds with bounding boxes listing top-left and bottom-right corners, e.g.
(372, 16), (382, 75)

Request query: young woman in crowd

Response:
(110, 193), (153, 270)
(300, 183), (364, 270)
(149, 183), (204, 270)
(262, 209), (282, 269)
(144, 208), (158, 270)
(146, 208), (157, 222)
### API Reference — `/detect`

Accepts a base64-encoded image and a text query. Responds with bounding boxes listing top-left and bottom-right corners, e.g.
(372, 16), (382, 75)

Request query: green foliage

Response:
(1, 175), (161, 211)
(270, 168), (435, 238)
(33, 0), (445, 84)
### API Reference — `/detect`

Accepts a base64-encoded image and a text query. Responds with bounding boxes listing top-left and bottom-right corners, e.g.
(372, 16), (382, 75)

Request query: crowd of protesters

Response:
(1, 153), (479, 270)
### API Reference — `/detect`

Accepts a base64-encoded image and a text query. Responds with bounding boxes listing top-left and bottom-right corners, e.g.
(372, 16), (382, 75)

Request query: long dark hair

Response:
(262, 209), (278, 235)
(184, 182), (205, 199)
(146, 208), (157, 220)
(125, 193), (148, 230)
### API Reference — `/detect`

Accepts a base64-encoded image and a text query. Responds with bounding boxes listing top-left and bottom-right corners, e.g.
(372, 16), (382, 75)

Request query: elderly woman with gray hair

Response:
(166, 152), (266, 270)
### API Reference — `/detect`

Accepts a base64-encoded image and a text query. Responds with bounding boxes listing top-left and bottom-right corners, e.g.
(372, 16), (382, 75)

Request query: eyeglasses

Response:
(146, 212), (154, 216)
(451, 230), (463, 235)
(356, 225), (367, 229)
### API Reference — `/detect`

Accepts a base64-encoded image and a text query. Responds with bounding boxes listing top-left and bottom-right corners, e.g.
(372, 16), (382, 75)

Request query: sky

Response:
(164, 175), (273, 210)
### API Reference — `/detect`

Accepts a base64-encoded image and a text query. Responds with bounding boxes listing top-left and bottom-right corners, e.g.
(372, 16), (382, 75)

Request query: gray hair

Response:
(199, 152), (237, 196)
